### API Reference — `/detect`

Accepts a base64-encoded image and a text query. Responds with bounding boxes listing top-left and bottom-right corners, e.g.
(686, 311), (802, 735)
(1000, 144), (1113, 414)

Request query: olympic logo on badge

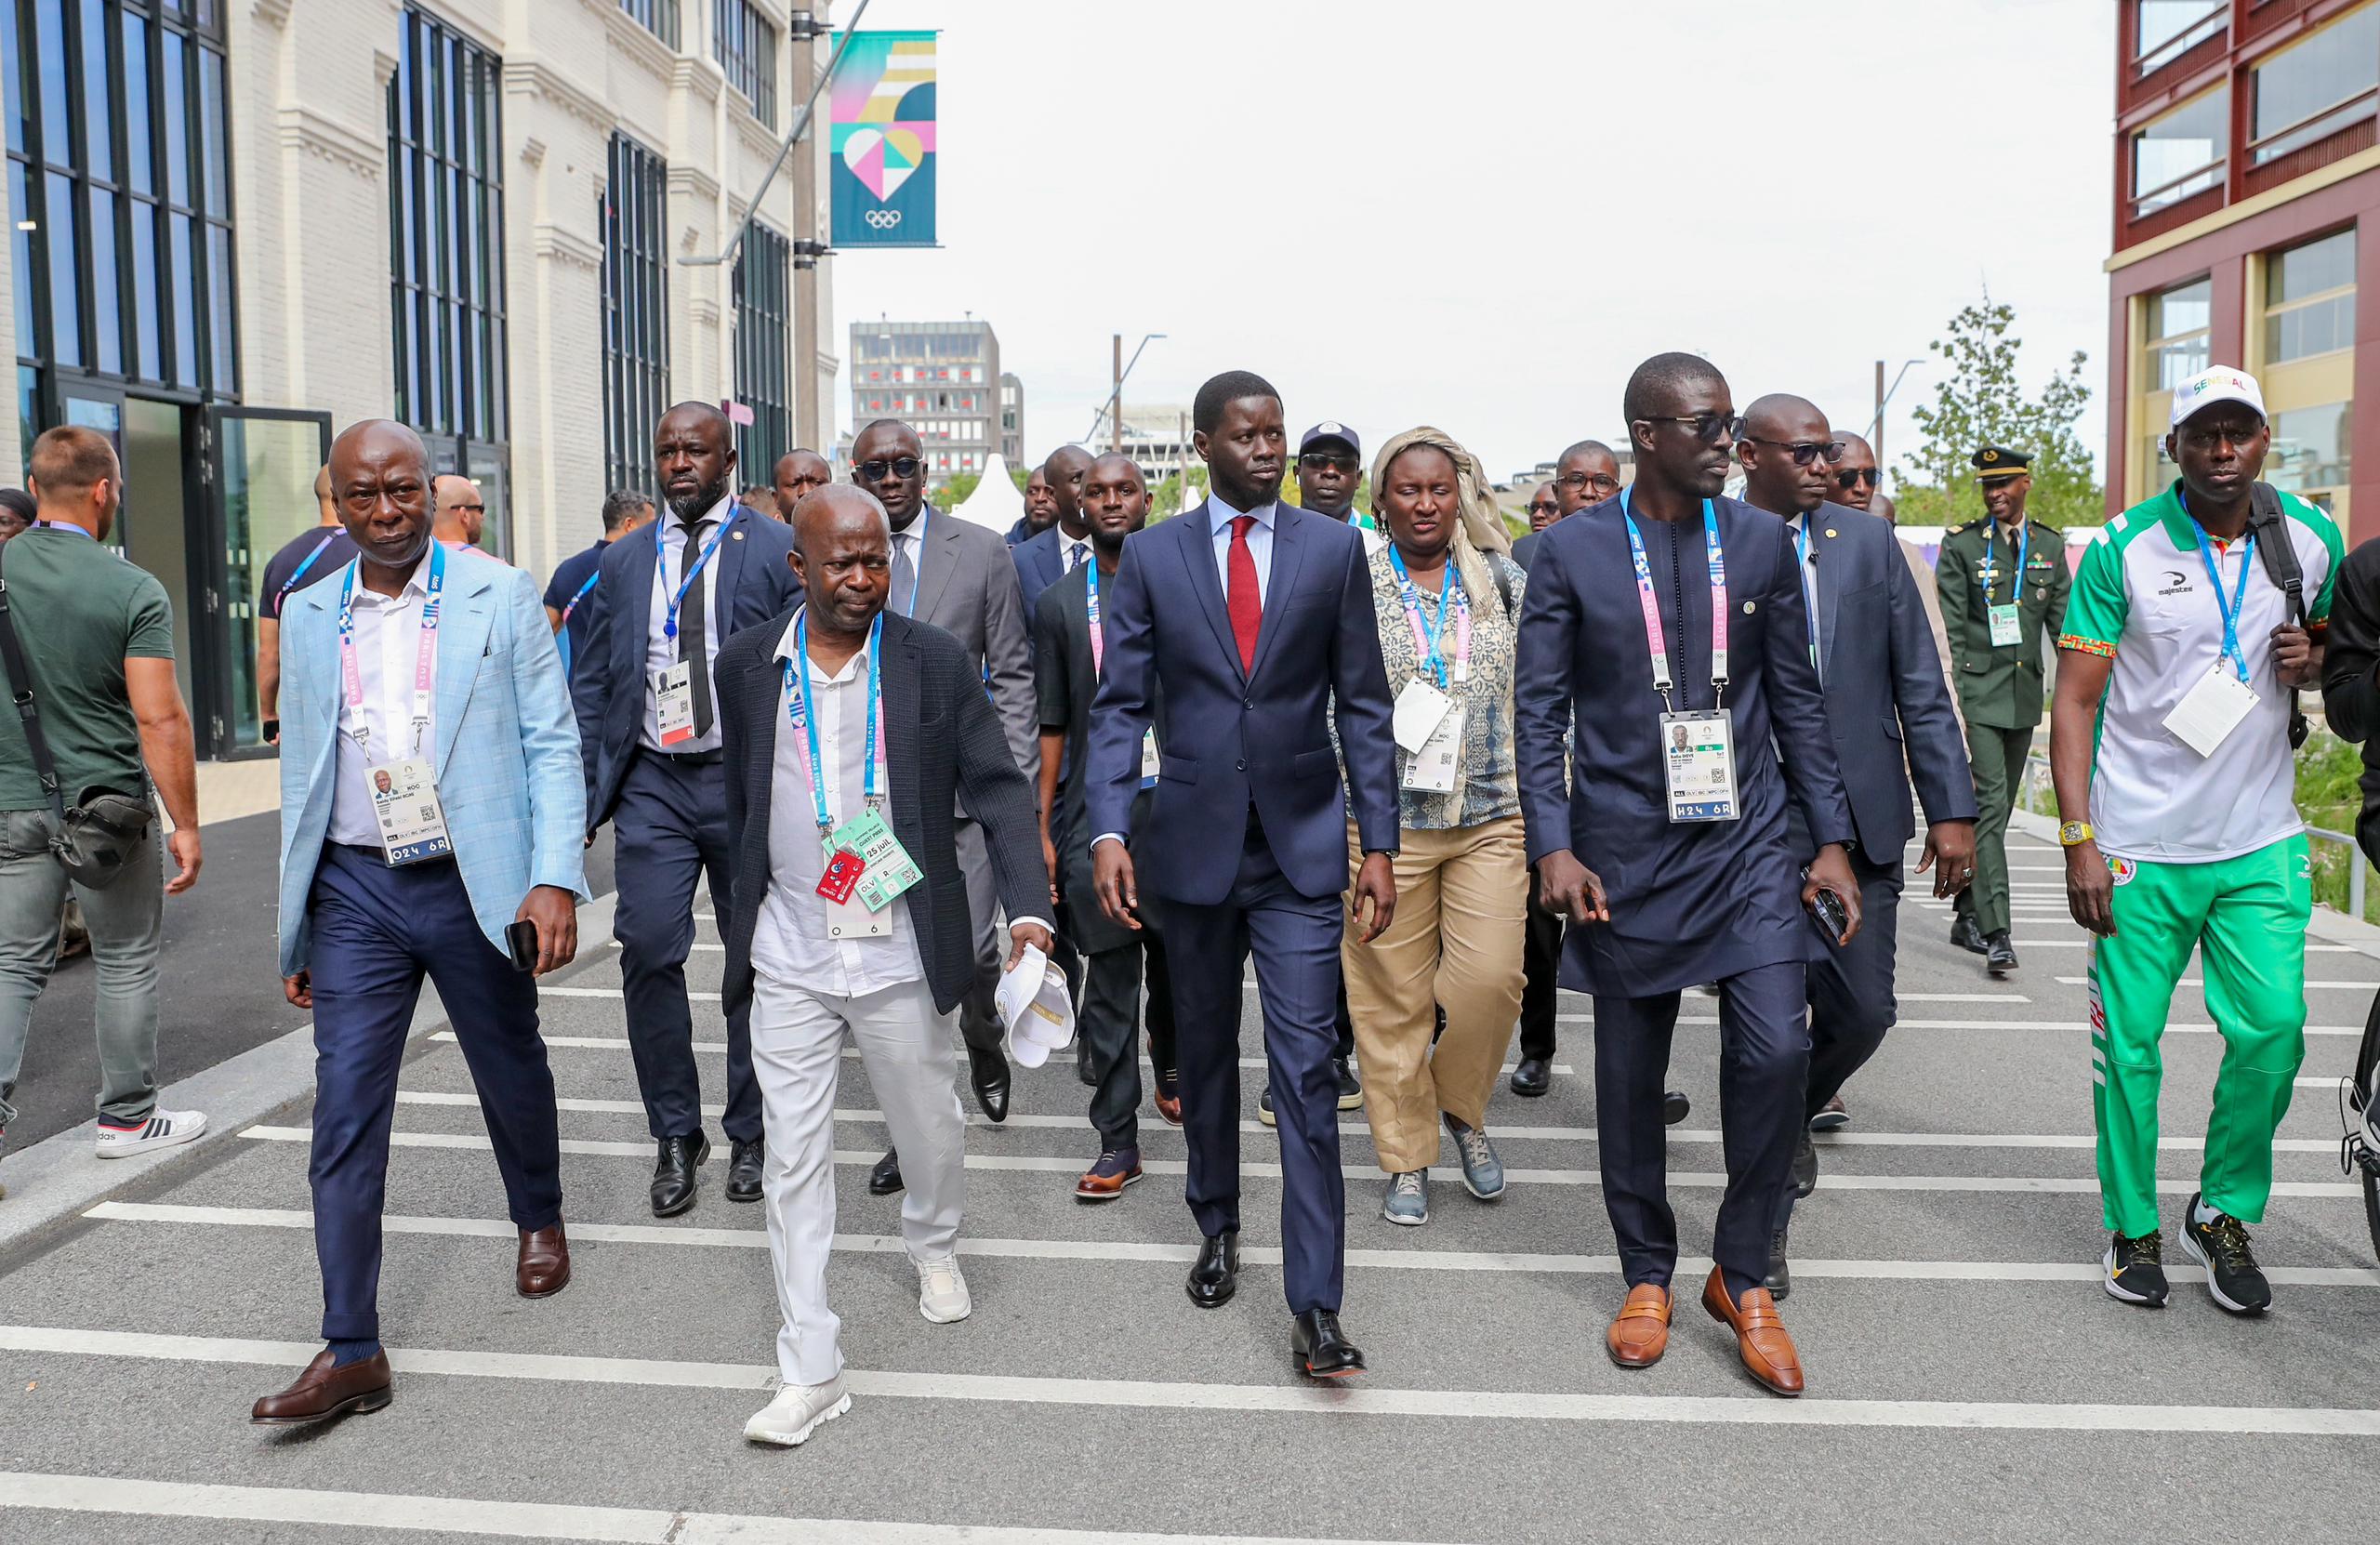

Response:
(2108, 856), (2135, 887)
(865, 209), (903, 230)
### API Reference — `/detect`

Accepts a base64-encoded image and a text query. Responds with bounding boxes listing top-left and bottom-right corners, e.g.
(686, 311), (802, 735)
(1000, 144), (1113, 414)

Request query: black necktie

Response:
(678, 517), (714, 737)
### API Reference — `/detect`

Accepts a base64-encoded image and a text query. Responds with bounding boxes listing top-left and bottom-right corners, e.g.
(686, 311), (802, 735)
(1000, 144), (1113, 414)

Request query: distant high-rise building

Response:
(999, 374), (1025, 469)
(849, 318), (1004, 487)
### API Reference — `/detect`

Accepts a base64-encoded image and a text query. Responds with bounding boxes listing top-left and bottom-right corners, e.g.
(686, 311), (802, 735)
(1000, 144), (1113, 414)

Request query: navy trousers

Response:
(1777, 852), (1902, 1230)
(613, 750), (760, 1143)
(1593, 959), (1808, 1290)
(1165, 813), (1346, 1314)
(306, 845), (560, 1342)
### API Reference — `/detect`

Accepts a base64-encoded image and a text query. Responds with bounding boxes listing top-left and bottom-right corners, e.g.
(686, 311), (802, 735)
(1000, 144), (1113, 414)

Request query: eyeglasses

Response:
(1834, 467), (1882, 491)
(1525, 500), (1561, 517)
(856, 456), (922, 482)
(1553, 471), (1620, 496)
(1742, 436), (1845, 468)
(1645, 413), (1741, 444)
(454, 502), (485, 514)
(1299, 453), (1359, 473)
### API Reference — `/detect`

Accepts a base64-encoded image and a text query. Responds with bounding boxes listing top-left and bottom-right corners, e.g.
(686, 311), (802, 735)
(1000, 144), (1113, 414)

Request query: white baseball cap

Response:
(2169, 365), (2267, 429)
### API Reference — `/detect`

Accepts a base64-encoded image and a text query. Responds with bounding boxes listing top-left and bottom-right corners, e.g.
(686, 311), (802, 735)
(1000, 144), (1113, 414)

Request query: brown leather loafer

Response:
(517, 1222), (570, 1298)
(1701, 1267), (1804, 1396)
(1606, 1282), (1673, 1367)
(251, 1349), (392, 1426)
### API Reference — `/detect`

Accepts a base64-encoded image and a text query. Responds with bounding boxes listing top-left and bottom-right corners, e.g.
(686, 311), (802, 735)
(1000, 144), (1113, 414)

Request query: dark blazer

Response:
(1085, 498), (1398, 905)
(569, 506), (801, 832)
(715, 608), (1051, 1021)
(1515, 495), (1855, 995)
(1012, 524), (1071, 612)
(1789, 502), (1975, 856)
(2320, 535), (2380, 865)
(1510, 528), (1544, 572)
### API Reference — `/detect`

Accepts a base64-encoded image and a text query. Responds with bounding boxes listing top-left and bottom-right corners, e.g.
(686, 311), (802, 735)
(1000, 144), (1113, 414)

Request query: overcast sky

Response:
(828, 0), (2116, 486)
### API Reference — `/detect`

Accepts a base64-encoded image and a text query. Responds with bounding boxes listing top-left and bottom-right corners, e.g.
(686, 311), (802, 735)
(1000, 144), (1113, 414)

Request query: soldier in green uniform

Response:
(1935, 446), (2070, 976)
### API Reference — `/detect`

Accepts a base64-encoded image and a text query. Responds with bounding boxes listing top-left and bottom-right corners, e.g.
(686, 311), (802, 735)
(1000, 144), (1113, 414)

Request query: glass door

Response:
(43, 378), (128, 548)
(204, 406), (332, 758)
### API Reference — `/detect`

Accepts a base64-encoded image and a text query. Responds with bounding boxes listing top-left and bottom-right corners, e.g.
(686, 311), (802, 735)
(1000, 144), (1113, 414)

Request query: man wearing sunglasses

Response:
(1736, 396), (1974, 1297)
(851, 418), (1039, 1199)
(1936, 446), (2070, 977)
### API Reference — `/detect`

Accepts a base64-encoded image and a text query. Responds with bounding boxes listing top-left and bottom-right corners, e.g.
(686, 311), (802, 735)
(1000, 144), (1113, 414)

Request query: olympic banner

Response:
(830, 30), (937, 248)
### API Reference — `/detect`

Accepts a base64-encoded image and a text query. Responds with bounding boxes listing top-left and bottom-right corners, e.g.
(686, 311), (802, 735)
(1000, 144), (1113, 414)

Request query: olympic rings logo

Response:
(864, 209), (903, 230)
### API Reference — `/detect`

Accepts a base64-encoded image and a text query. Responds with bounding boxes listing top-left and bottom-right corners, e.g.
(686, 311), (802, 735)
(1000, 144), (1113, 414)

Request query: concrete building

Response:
(0, 0), (838, 759)
(2109, 0), (2377, 535)
(998, 370), (1024, 468)
(848, 317), (1004, 488)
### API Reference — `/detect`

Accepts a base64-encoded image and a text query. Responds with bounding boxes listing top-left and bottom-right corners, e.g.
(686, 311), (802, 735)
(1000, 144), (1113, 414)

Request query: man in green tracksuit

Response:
(2050, 365), (2337, 1315)
(1937, 446), (2069, 976)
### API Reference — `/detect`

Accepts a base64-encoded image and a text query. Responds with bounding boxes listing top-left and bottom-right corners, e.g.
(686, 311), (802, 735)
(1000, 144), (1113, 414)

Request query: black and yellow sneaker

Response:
(2179, 1194), (2272, 1315)
(2103, 1230), (2169, 1307)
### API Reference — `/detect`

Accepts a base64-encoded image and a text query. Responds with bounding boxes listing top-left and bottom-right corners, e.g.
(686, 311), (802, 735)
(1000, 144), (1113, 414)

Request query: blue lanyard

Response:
(1793, 518), (1818, 666)
(659, 507), (740, 640)
(783, 610), (883, 832)
(279, 532), (339, 608)
(1386, 545), (1456, 689)
(1982, 519), (2028, 609)
(561, 568), (602, 622)
(337, 543), (445, 759)
(1085, 557), (1105, 675)
(2188, 519), (2257, 683)
(1618, 488), (1728, 706)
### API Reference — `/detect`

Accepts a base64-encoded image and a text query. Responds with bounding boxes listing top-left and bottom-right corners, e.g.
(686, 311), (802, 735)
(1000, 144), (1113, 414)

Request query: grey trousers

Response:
(953, 816), (1005, 1056)
(0, 811), (163, 1130)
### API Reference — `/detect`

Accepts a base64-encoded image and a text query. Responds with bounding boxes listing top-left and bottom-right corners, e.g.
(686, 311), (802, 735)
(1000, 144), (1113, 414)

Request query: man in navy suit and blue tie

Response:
(1517, 354), (1863, 1399)
(572, 403), (802, 1218)
(1089, 370), (1399, 1380)
(1012, 444), (1096, 611)
(1733, 394), (1976, 1297)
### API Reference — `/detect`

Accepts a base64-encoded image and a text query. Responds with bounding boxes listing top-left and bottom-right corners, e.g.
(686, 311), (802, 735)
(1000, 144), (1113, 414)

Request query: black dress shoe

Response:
(725, 1137), (765, 1203)
(968, 1043), (1012, 1124)
(649, 1133), (711, 1219)
(1185, 1230), (1238, 1308)
(1950, 911), (1988, 954)
(1509, 1057), (1552, 1097)
(1662, 1089), (1691, 1125)
(1291, 1309), (1365, 1379)
(1985, 930), (2018, 975)
(868, 1148), (906, 1196)
(1791, 1129), (1818, 1199)
(1765, 1226), (1792, 1301)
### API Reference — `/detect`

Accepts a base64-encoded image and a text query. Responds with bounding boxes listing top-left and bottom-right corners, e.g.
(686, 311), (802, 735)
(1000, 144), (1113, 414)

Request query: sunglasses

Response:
(1743, 436), (1846, 468)
(855, 456), (921, 482)
(1834, 468), (1882, 491)
(1554, 471), (1620, 496)
(1300, 453), (1359, 473)
(1525, 500), (1560, 517)
(1646, 413), (1742, 444)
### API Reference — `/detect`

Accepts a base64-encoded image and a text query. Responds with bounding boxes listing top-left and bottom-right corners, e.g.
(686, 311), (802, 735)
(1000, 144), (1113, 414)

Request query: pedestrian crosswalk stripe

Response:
(231, 1127), (2363, 1195)
(2054, 976), (2379, 992)
(7, 1327), (2379, 1436)
(430, 1031), (1562, 1074)
(82, 1202), (2380, 1288)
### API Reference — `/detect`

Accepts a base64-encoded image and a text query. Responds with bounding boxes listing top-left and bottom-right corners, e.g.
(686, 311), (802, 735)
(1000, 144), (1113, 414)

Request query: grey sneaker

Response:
(1382, 1169), (1428, 1226)
(1444, 1113), (1505, 1200)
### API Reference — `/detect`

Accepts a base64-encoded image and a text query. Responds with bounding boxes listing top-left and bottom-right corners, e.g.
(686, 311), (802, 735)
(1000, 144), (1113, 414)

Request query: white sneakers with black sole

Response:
(744, 1378), (851, 1446)
(93, 1108), (206, 1157)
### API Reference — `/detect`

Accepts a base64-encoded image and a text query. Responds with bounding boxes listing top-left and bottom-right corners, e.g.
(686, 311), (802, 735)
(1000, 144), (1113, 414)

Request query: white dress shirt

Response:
(1059, 532), (1092, 575)
(329, 557), (439, 848)
(641, 494), (733, 753)
(1206, 490), (1276, 607)
(1787, 511), (1822, 672)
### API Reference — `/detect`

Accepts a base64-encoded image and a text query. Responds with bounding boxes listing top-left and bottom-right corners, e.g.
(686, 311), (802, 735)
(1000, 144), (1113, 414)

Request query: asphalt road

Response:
(4, 827), (2378, 1544)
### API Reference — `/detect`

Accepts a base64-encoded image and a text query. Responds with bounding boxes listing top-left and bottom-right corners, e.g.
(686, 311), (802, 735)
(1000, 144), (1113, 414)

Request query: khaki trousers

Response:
(1341, 816), (1527, 1173)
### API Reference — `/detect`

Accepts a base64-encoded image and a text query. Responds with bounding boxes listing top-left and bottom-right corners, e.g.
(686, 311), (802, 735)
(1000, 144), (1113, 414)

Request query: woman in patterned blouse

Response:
(1340, 426), (1530, 1228)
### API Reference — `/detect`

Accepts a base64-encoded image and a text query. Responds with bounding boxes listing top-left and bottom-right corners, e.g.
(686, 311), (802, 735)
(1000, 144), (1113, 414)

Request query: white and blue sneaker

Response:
(1382, 1169), (1428, 1226)
(1444, 1113), (1505, 1200)
(94, 1108), (205, 1157)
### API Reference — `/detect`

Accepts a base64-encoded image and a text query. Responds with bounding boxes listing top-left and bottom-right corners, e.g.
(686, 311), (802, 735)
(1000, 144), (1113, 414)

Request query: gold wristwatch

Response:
(2057, 821), (2094, 847)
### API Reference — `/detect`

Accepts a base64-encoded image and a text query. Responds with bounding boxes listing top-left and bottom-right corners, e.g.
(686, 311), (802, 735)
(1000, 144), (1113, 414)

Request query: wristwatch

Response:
(2057, 821), (2094, 847)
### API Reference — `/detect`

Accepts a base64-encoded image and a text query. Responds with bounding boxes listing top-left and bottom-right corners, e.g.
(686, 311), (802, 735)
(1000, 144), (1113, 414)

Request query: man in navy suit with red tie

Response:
(1088, 371), (1399, 1380)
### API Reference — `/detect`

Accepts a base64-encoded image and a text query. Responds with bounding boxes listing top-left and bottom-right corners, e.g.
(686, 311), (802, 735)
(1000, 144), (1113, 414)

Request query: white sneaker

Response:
(743, 1377), (851, 1446)
(94, 1108), (205, 1157)
(914, 1254), (971, 1323)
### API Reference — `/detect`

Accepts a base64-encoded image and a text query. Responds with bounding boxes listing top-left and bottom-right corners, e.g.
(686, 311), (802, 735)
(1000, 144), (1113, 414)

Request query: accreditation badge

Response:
(2162, 667), (2259, 758)
(654, 661), (697, 746)
(367, 758), (453, 865)
(826, 805), (922, 919)
(1988, 601), (2023, 647)
(1403, 706), (1463, 793)
(1391, 680), (1451, 754)
(1660, 710), (1739, 823)
(1139, 727), (1161, 786)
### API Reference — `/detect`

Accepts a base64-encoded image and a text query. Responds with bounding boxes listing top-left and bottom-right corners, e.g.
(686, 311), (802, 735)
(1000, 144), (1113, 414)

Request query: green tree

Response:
(927, 471), (982, 512)
(1897, 297), (2102, 530)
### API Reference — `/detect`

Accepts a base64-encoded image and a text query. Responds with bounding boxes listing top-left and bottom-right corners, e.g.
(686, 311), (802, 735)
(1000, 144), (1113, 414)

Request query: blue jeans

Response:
(0, 809), (163, 1130)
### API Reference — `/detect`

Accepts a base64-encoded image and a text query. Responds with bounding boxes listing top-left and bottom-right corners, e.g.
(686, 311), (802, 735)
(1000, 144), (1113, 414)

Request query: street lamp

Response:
(1868, 358), (1924, 467)
(1088, 332), (1166, 449)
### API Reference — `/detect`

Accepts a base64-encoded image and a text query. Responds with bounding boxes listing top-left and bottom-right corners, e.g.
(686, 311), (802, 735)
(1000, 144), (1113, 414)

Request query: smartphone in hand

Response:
(506, 918), (538, 972)
(1807, 887), (1850, 947)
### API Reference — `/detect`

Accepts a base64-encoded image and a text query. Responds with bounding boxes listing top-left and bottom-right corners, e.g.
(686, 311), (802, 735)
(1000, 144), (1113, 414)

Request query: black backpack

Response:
(2246, 482), (2311, 749)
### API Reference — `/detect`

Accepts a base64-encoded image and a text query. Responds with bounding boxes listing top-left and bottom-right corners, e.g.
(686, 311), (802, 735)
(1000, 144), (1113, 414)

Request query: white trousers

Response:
(750, 970), (967, 1386)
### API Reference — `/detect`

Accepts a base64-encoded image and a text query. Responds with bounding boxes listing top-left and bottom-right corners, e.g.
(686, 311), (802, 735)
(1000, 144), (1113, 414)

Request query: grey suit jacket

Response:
(905, 509), (1038, 786)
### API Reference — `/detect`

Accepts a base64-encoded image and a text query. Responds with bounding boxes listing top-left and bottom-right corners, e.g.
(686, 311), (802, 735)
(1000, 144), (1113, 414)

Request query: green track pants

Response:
(2086, 836), (2309, 1238)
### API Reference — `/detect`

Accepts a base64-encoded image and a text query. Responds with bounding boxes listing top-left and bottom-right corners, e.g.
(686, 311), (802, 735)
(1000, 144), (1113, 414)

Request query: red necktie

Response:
(1227, 515), (1261, 673)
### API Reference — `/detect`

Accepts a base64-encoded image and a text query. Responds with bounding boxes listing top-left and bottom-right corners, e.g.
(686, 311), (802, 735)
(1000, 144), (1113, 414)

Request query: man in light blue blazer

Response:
(253, 420), (588, 1429)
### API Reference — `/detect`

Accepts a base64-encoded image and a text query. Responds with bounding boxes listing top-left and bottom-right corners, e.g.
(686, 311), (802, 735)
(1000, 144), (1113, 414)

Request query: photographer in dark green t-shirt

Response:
(0, 426), (206, 1168)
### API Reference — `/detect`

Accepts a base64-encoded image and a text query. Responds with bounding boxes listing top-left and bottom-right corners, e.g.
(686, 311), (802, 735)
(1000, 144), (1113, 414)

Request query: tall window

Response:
(734, 221), (791, 484)
(4, 0), (239, 402)
(619, 0), (678, 47)
(600, 133), (668, 496)
(388, 7), (509, 535)
(2131, 86), (2228, 217)
(2144, 277), (2212, 388)
(2135, 1), (2225, 74)
(2267, 230), (2357, 363)
(714, 0), (777, 127)
(2250, 4), (2380, 165)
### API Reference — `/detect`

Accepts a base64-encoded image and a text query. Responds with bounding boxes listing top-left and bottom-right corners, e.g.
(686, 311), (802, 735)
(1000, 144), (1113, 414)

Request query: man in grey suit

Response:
(850, 419), (1039, 1195)
(1735, 395), (1977, 1296)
